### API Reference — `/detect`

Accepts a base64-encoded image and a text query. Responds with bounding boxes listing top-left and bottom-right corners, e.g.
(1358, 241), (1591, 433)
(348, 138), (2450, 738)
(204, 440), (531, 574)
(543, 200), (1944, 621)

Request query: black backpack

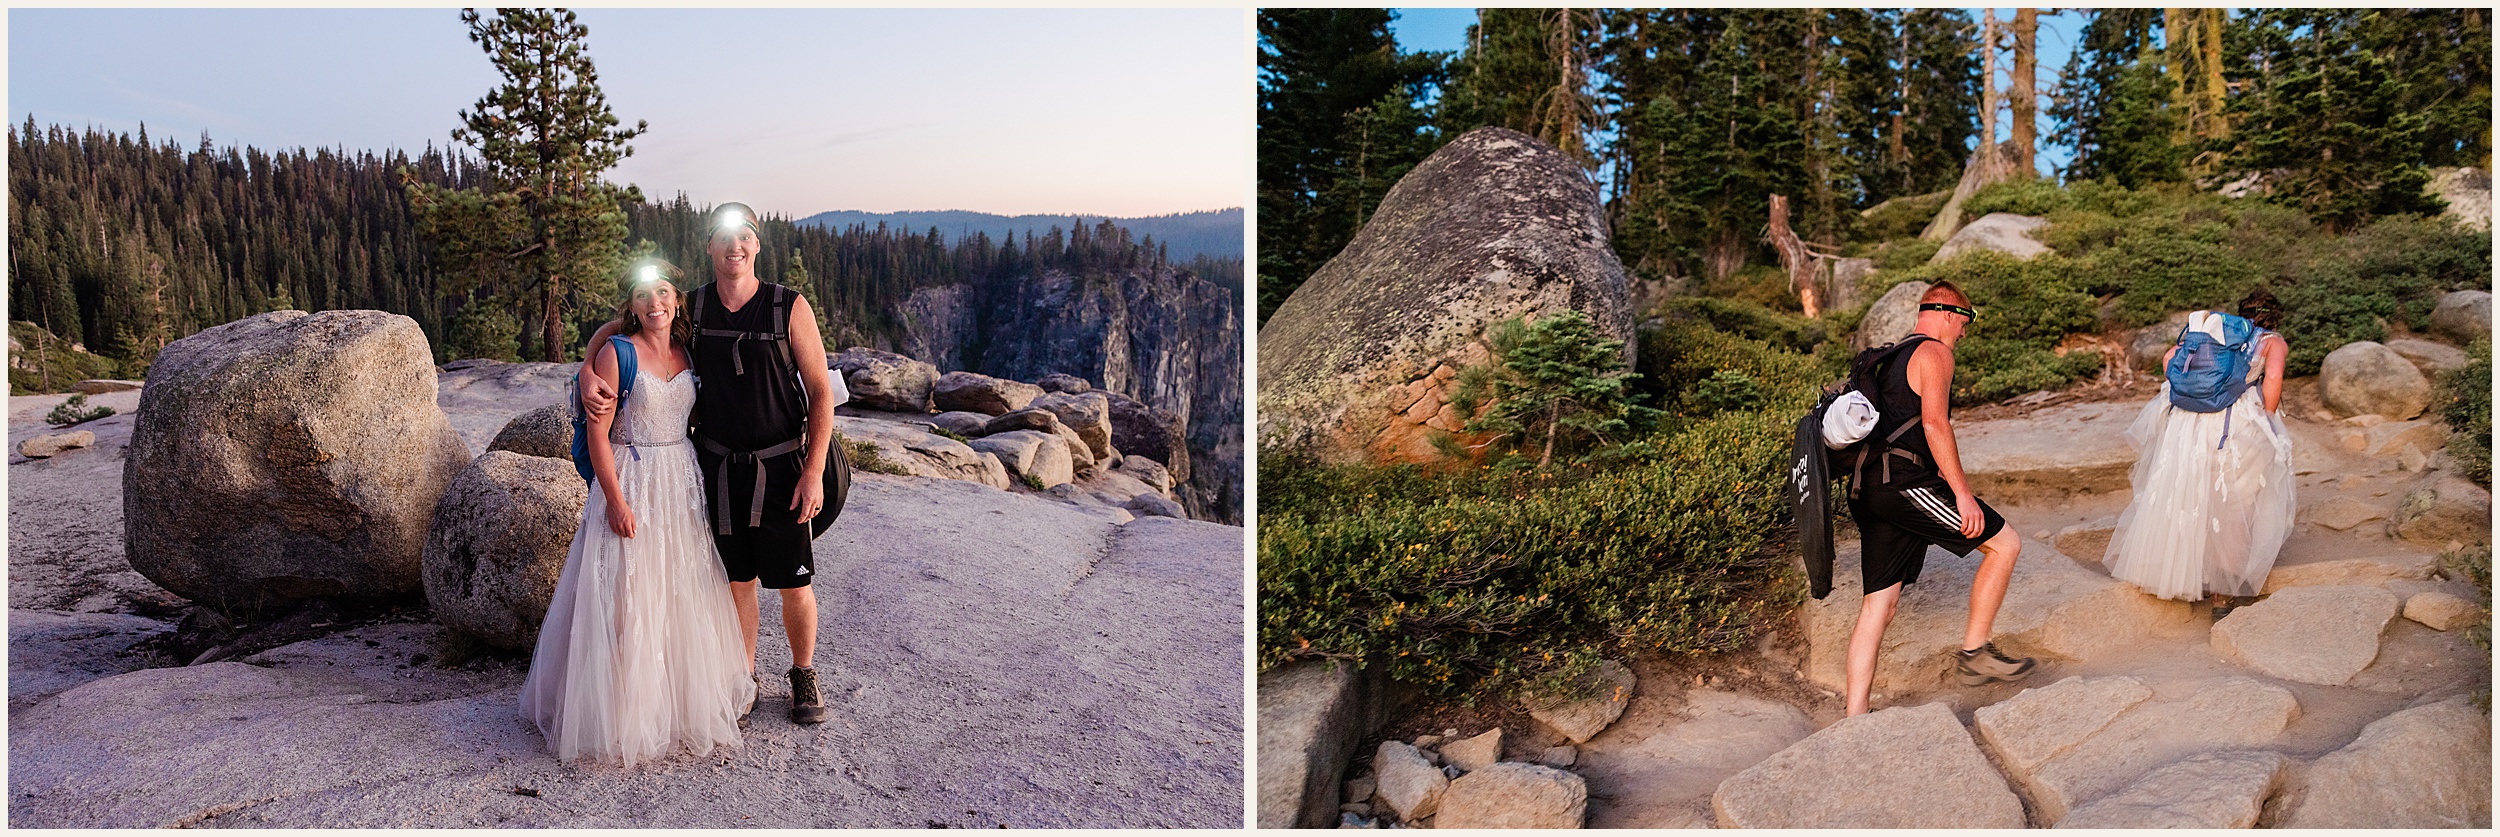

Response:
(685, 282), (852, 537)
(1790, 334), (1932, 599)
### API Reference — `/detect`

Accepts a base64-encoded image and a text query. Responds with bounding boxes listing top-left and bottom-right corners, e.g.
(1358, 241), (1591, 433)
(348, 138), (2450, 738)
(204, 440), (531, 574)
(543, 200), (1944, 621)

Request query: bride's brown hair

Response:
(616, 264), (693, 350)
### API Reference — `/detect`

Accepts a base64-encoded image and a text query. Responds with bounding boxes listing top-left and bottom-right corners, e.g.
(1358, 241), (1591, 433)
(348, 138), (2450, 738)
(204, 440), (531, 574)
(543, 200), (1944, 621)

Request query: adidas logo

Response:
(795, 566), (809, 576)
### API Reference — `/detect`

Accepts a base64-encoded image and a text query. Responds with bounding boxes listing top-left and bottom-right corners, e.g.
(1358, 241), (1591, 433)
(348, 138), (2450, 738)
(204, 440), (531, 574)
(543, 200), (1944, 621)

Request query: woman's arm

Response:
(2259, 334), (2288, 413)
(584, 341), (636, 538)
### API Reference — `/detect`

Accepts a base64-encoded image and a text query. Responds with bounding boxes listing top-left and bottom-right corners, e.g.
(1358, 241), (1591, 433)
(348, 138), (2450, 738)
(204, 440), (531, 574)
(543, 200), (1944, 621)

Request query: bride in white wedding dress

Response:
(520, 272), (754, 766)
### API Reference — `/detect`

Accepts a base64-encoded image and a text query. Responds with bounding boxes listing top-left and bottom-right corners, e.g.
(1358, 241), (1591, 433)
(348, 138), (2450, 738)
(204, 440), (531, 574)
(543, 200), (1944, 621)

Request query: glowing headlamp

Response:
(638, 264), (661, 284)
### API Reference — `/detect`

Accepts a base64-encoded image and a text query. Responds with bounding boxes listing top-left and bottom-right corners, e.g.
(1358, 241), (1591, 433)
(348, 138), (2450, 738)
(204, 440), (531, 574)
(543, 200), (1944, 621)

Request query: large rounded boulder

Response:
(123, 310), (471, 613)
(486, 404), (573, 459)
(1853, 281), (1932, 351)
(1260, 126), (1634, 464)
(832, 347), (939, 413)
(423, 451), (587, 649)
(2430, 290), (2491, 344)
(1107, 392), (1189, 477)
(2319, 341), (2432, 420)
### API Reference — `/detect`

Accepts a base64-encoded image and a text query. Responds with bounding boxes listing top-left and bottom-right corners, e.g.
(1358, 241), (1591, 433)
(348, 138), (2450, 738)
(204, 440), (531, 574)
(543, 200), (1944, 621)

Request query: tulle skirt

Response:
(2105, 384), (2297, 601)
(518, 440), (754, 767)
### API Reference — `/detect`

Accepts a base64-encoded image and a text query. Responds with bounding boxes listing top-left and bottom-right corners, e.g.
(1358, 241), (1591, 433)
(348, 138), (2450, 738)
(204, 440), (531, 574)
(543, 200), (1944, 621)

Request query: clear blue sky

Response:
(9, 8), (1249, 219)
(1387, 8), (2085, 177)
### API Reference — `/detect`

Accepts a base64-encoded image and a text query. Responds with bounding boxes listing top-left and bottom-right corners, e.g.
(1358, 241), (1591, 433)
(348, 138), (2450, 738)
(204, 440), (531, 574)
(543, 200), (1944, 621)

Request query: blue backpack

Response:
(2166, 312), (2260, 413)
(569, 335), (640, 482)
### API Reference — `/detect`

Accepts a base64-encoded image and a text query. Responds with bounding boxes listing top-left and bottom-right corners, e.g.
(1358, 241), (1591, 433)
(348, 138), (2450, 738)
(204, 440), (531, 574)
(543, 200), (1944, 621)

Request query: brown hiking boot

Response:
(1954, 642), (2037, 686)
(789, 666), (827, 725)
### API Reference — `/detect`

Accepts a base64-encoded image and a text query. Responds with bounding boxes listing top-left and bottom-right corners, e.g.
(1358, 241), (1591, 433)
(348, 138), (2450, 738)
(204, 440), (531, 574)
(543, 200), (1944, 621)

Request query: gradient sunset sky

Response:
(10, 8), (1249, 219)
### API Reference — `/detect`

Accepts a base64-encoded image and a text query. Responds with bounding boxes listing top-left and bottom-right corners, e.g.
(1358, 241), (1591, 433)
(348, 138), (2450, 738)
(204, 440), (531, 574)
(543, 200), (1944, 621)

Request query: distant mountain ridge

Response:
(797, 208), (1242, 261)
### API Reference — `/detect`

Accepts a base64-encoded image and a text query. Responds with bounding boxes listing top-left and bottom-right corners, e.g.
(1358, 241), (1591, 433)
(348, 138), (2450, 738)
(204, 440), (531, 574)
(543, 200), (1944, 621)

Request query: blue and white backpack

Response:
(568, 335), (640, 483)
(2165, 311), (2263, 413)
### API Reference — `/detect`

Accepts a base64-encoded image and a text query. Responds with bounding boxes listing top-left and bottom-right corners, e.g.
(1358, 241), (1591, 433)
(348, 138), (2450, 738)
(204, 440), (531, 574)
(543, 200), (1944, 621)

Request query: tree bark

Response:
(1980, 9), (2001, 172)
(1920, 140), (2019, 242)
(2012, 9), (2037, 176)
(1766, 194), (1823, 318)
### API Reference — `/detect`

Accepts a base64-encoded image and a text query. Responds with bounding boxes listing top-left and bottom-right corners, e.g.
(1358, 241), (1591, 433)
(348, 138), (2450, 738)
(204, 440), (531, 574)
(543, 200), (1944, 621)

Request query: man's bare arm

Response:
(579, 318), (628, 418)
(787, 295), (837, 521)
(1907, 341), (1983, 537)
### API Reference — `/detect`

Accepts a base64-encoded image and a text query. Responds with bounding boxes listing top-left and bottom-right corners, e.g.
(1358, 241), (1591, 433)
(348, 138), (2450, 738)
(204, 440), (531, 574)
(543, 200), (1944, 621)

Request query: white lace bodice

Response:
(609, 367), (695, 447)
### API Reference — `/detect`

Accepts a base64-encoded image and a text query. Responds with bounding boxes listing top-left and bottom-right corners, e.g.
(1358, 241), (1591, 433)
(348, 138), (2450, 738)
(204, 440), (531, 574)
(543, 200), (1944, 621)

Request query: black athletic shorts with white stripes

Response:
(1847, 480), (2006, 594)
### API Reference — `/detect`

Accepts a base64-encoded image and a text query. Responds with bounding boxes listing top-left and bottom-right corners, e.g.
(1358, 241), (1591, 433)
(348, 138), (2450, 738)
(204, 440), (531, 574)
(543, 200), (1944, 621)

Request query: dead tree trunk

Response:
(1920, 141), (2021, 242)
(2013, 9), (2037, 176)
(1979, 9), (2001, 173)
(1766, 194), (1824, 318)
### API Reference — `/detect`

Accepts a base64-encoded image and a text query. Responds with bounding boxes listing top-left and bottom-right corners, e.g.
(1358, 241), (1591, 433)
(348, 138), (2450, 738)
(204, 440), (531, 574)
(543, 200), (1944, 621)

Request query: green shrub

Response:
(1257, 409), (1803, 698)
(2080, 218), (2263, 328)
(1697, 265), (1802, 312)
(2439, 337), (2492, 487)
(1870, 237), (1941, 271)
(2274, 216), (2491, 376)
(844, 438), (913, 476)
(1859, 190), (1951, 241)
(1869, 251), (2100, 404)
(1020, 472), (1045, 491)
(1962, 177), (2073, 221)
(1685, 370), (1765, 416)
(1657, 297), (1825, 354)
(8, 322), (121, 395)
(45, 393), (115, 426)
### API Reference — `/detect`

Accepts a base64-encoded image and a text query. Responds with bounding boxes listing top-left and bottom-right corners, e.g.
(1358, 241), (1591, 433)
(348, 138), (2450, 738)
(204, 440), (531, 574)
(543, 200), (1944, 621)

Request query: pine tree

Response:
(1453, 309), (1653, 468)
(2221, 10), (2442, 232)
(406, 9), (646, 362)
(1256, 8), (1444, 324)
(2047, 8), (2164, 181)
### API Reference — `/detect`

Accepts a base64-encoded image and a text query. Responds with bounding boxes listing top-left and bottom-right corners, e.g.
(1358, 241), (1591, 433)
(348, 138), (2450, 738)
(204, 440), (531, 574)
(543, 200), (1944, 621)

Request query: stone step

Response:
(1804, 539), (2195, 695)
(1956, 400), (2140, 502)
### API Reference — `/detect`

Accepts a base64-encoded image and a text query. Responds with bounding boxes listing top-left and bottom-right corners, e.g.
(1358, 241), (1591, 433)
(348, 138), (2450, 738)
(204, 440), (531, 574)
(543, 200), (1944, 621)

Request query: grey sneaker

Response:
(1954, 642), (2037, 686)
(789, 666), (827, 725)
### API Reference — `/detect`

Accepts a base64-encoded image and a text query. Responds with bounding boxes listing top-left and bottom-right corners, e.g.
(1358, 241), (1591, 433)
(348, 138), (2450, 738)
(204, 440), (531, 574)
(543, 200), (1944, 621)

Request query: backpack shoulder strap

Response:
(771, 284), (796, 371)
(610, 335), (639, 401)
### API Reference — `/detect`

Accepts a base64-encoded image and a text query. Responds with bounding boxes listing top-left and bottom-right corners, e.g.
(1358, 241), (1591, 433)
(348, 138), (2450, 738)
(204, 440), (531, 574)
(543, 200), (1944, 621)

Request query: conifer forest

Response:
(1259, 8), (2490, 322)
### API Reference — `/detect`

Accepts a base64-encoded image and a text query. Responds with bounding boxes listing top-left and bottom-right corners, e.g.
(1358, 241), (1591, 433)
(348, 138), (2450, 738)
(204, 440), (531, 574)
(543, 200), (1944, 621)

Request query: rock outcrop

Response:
(1257, 661), (1378, 828)
(1374, 740), (1448, 821)
(1523, 659), (1635, 744)
(485, 404), (572, 460)
(2280, 694), (2491, 828)
(2431, 289), (2491, 343)
(2052, 750), (2290, 829)
(2385, 337), (2471, 373)
(832, 348), (939, 413)
(1259, 127), (1632, 466)
(123, 310), (470, 613)
(1434, 762), (1588, 829)
(2319, 341), (2432, 420)
(2404, 590), (2484, 631)
(1713, 702), (2024, 828)
(1853, 281), (1930, 351)
(1806, 541), (2193, 694)
(18, 431), (93, 459)
(2390, 472), (2493, 546)
(2428, 167), (2492, 232)
(1971, 675), (2298, 823)
(2210, 585), (2399, 685)
(421, 452), (588, 650)
(1930, 213), (2052, 264)
(934, 371), (1042, 415)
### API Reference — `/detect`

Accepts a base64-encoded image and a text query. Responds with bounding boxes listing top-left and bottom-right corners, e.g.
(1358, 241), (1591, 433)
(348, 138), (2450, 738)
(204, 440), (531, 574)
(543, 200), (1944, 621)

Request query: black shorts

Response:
(697, 448), (817, 589)
(1847, 481), (2006, 594)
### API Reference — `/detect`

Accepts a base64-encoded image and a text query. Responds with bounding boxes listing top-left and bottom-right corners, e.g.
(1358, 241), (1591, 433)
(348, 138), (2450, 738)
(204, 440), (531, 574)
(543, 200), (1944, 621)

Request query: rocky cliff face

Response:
(884, 264), (1242, 523)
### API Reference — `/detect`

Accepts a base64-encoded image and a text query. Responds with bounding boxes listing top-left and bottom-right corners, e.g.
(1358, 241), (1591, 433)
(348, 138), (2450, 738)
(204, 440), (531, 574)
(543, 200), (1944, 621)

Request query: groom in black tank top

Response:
(1839, 280), (2035, 717)
(582, 203), (838, 725)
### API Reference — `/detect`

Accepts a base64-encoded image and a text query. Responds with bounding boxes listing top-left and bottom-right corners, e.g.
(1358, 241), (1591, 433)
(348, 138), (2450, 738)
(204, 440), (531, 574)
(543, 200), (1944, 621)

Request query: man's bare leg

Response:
(731, 579), (761, 674)
(780, 585), (818, 668)
(1845, 581), (1906, 716)
(1961, 528), (2023, 650)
